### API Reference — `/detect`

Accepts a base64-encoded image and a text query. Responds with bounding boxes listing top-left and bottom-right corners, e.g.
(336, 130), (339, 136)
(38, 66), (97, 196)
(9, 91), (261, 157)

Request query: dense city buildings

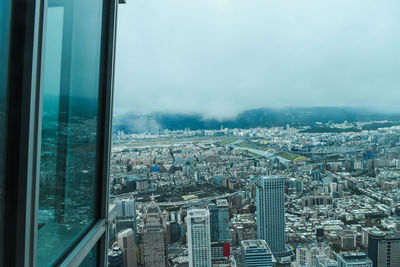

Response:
(108, 122), (400, 266)
(3, 0), (400, 265)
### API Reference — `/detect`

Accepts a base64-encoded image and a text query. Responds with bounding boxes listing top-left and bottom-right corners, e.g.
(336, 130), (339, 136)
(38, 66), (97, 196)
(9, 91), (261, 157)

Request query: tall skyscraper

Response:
(256, 176), (286, 259)
(118, 228), (137, 267)
(143, 200), (167, 267)
(187, 209), (212, 267)
(209, 199), (230, 243)
(337, 252), (372, 267)
(241, 240), (274, 267)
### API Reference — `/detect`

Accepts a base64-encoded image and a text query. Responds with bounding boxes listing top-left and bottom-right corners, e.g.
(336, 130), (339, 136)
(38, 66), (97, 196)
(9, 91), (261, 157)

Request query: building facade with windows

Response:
(118, 228), (137, 267)
(241, 240), (274, 267)
(337, 252), (373, 267)
(115, 198), (137, 241)
(296, 243), (331, 267)
(256, 176), (286, 259)
(187, 209), (212, 267)
(368, 231), (400, 267)
(143, 201), (167, 267)
(376, 235), (400, 267)
(316, 256), (338, 267)
(209, 199), (230, 243)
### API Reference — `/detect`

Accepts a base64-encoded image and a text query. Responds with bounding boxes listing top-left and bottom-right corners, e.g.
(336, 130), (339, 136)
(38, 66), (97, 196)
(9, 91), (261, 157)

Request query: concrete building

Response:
(143, 201), (167, 267)
(211, 242), (230, 261)
(115, 198), (136, 217)
(302, 195), (333, 208)
(187, 209), (212, 267)
(296, 244), (330, 267)
(340, 230), (357, 250)
(118, 228), (137, 267)
(316, 256), (337, 267)
(241, 240), (274, 267)
(361, 227), (375, 249)
(337, 252), (372, 267)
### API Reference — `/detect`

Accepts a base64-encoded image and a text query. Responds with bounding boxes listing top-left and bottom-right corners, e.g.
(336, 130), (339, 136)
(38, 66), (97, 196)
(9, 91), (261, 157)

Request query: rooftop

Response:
(188, 208), (209, 218)
(241, 240), (271, 252)
(339, 252), (371, 262)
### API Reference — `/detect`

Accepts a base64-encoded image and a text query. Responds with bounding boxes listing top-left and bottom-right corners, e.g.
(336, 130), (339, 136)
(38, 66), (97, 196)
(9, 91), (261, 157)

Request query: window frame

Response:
(2, 0), (118, 265)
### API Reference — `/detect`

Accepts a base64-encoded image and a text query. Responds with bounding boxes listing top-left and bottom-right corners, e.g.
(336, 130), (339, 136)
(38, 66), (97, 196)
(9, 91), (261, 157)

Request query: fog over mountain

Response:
(113, 107), (400, 133)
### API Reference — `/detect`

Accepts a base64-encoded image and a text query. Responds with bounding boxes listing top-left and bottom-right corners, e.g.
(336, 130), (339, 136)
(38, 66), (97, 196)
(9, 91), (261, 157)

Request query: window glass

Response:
(37, 0), (104, 265)
(79, 244), (98, 267)
(0, 0), (11, 264)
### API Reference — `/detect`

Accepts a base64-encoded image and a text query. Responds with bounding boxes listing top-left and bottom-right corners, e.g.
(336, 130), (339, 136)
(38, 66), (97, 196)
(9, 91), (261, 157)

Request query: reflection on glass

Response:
(0, 0), (11, 264)
(37, 0), (103, 265)
(79, 244), (98, 267)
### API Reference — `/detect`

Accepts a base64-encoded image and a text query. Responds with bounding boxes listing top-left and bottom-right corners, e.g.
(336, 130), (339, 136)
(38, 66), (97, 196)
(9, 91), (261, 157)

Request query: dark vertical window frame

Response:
(0, 0), (11, 263)
(3, 0), (45, 266)
(96, 0), (118, 264)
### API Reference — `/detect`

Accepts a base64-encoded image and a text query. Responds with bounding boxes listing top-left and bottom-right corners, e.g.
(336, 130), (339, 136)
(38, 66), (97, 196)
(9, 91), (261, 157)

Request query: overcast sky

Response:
(115, 0), (400, 119)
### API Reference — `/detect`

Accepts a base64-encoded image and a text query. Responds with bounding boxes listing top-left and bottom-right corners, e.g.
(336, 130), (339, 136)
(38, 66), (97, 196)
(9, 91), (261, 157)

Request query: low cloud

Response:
(115, 0), (400, 119)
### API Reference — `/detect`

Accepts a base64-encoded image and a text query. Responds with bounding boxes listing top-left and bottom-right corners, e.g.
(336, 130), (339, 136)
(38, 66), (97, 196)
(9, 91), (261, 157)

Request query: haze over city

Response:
(115, 0), (400, 119)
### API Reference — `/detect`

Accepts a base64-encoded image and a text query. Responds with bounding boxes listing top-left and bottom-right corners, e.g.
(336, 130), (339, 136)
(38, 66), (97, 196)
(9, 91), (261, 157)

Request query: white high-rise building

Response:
(118, 228), (137, 267)
(187, 209), (212, 267)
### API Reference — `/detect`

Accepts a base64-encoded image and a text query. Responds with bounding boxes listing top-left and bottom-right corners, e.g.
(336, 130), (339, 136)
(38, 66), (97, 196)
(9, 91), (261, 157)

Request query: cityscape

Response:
(107, 119), (400, 267)
(4, 0), (400, 266)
